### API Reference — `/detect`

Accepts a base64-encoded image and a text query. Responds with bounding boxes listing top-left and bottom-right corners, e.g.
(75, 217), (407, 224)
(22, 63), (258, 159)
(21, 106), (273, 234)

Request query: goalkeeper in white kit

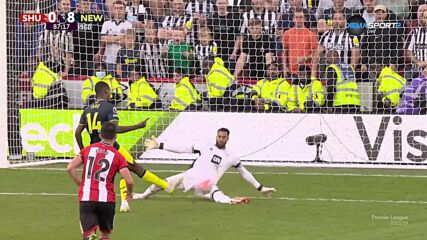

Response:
(134, 128), (276, 204)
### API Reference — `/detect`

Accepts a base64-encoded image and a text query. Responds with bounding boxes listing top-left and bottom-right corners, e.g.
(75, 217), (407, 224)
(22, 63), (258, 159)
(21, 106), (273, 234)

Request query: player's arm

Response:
(144, 136), (196, 153)
(107, 106), (149, 133)
(233, 52), (247, 78)
(119, 167), (134, 201)
(67, 154), (84, 186)
(235, 164), (276, 197)
(114, 118), (149, 134)
(75, 124), (86, 151)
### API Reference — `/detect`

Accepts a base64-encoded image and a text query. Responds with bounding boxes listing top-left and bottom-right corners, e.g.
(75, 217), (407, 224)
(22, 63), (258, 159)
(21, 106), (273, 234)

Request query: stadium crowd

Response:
(16, 0), (427, 114)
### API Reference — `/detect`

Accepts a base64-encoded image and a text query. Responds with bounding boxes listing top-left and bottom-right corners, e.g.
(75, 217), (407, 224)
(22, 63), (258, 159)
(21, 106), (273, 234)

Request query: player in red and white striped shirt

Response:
(67, 122), (133, 240)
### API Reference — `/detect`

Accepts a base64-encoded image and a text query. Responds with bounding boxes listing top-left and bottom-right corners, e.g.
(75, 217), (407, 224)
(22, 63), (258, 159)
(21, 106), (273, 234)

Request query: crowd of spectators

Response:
(16, 0), (427, 113)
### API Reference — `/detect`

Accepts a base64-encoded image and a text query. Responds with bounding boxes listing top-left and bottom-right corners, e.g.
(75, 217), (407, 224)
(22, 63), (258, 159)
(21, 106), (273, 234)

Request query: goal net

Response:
(3, 0), (427, 168)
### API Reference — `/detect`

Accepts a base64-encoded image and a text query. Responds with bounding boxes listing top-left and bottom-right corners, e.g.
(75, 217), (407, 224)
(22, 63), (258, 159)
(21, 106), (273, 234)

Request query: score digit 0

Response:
(47, 12), (57, 23)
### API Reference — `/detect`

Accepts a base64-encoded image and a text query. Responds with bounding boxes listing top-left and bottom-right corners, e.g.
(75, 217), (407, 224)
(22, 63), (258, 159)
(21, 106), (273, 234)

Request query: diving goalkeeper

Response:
(134, 128), (276, 204)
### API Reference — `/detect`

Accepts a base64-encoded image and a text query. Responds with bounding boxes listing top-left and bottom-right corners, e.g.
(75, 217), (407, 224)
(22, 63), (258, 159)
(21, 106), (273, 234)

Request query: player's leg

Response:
(97, 202), (115, 240)
(116, 143), (170, 212)
(118, 178), (131, 212)
(134, 172), (185, 200)
(117, 144), (170, 191)
(83, 234), (98, 240)
(80, 202), (99, 240)
(204, 185), (250, 204)
(206, 185), (232, 204)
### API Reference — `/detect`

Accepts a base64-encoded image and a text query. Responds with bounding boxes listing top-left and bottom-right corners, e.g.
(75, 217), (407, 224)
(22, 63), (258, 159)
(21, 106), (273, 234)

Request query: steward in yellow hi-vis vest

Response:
(287, 84), (305, 112)
(377, 66), (406, 108)
(287, 65), (325, 112)
(301, 76), (326, 112)
(249, 63), (290, 112)
(31, 62), (68, 109)
(324, 50), (360, 113)
(170, 68), (201, 111)
(204, 57), (236, 111)
(32, 62), (60, 99)
(127, 72), (162, 109)
(81, 64), (123, 105)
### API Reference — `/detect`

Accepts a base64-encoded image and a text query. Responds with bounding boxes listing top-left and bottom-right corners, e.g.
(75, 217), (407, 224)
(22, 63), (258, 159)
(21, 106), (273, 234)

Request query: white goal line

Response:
(10, 168), (427, 178)
(0, 192), (426, 205)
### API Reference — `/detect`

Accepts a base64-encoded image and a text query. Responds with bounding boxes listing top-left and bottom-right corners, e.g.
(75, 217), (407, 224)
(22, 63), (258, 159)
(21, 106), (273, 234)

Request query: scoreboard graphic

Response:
(19, 12), (104, 31)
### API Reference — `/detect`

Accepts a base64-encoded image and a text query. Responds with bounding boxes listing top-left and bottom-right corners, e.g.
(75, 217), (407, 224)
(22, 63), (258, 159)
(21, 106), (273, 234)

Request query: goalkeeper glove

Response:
(258, 185), (276, 198)
(144, 135), (159, 150)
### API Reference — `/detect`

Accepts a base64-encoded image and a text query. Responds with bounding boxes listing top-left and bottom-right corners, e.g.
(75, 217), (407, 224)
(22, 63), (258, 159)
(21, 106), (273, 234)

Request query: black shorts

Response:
(79, 201), (115, 234)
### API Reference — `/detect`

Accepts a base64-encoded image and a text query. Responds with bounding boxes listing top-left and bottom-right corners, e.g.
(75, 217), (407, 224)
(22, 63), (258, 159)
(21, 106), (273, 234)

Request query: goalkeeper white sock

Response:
(142, 184), (161, 198)
(210, 189), (231, 204)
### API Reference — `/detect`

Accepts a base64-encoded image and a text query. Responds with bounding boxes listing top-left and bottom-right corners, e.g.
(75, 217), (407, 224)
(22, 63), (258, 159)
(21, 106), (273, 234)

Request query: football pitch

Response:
(0, 164), (426, 240)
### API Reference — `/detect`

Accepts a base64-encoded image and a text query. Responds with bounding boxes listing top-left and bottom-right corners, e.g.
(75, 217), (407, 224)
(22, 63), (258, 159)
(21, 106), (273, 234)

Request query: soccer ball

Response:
(195, 179), (214, 193)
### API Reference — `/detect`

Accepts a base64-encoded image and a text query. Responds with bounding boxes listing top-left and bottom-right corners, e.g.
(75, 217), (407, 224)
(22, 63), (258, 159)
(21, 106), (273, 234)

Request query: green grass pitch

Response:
(0, 164), (426, 240)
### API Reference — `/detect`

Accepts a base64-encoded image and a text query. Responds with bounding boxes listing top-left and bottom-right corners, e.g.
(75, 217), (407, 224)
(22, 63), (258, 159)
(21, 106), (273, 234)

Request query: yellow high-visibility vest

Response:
(326, 64), (361, 107)
(287, 84), (305, 111)
(252, 78), (290, 110)
(377, 66), (406, 107)
(170, 77), (201, 111)
(301, 78), (326, 110)
(128, 77), (158, 108)
(32, 62), (60, 99)
(205, 57), (235, 98)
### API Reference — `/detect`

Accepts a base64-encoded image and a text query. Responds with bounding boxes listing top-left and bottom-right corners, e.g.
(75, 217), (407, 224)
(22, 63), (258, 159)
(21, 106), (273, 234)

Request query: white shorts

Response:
(182, 167), (217, 193)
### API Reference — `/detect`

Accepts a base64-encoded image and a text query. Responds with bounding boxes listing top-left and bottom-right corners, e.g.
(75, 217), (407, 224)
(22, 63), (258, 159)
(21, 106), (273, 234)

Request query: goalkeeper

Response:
(75, 82), (172, 213)
(134, 128), (276, 204)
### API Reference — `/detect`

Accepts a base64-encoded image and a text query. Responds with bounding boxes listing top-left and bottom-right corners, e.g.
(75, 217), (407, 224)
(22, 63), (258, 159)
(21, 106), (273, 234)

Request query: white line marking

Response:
(10, 168), (427, 178)
(0, 192), (74, 196)
(0, 192), (426, 205)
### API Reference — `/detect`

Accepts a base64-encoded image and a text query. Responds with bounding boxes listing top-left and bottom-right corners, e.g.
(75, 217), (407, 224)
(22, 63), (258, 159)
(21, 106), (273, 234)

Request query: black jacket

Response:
(360, 11), (404, 66)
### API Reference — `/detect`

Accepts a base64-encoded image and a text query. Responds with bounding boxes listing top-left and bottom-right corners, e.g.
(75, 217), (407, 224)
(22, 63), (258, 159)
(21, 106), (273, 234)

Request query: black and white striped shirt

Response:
(37, 28), (73, 67)
(319, 29), (358, 65)
(161, 14), (194, 44)
(194, 41), (218, 71)
(126, 3), (151, 42)
(185, 0), (215, 17)
(406, 27), (427, 63)
(240, 9), (278, 40)
(126, 4), (151, 23)
(126, 3), (151, 23)
(140, 42), (168, 78)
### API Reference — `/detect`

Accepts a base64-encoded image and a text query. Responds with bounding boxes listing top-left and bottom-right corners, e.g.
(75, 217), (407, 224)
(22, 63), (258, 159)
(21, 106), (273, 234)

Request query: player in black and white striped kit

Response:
(125, 0), (152, 42)
(240, 0), (278, 40)
(38, 0), (73, 75)
(194, 27), (218, 75)
(233, 0), (278, 61)
(185, 0), (216, 44)
(313, 12), (360, 77)
(140, 27), (168, 78)
(185, 0), (215, 17)
(160, 0), (194, 44)
(405, 11), (427, 80)
(37, 28), (73, 74)
(134, 128), (277, 204)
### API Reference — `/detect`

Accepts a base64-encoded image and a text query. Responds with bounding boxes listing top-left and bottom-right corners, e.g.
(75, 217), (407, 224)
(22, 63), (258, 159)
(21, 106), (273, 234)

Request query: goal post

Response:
(0, 0), (9, 168)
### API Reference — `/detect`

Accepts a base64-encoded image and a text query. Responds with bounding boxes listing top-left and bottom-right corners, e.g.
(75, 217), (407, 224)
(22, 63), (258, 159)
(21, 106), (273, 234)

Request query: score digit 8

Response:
(67, 12), (75, 23)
